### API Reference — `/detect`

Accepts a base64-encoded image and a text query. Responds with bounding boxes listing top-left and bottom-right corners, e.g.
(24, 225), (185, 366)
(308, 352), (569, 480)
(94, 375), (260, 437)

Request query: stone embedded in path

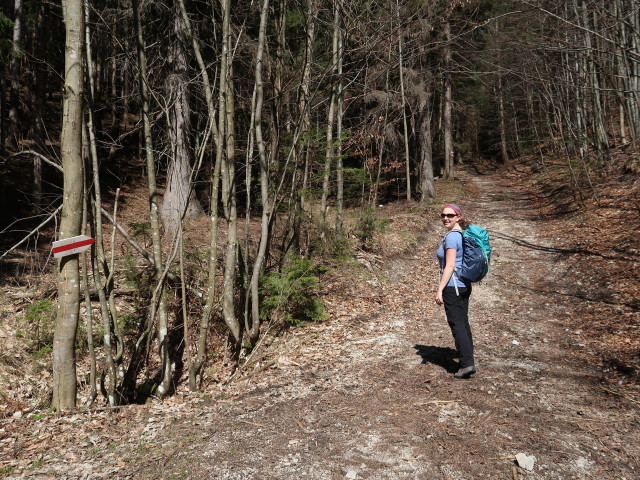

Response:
(515, 453), (536, 471)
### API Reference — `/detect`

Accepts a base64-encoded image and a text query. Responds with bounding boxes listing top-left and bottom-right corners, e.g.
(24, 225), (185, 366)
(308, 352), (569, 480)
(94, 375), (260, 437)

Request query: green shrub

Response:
(122, 246), (152, 293)
(343, 168), (371, 205)
(260, 255), (329, 326)
(128, 222), (151, 243)
(119, 313), (142, 336)
(354, 207), (390, 244)
(32, 344), (53, 359)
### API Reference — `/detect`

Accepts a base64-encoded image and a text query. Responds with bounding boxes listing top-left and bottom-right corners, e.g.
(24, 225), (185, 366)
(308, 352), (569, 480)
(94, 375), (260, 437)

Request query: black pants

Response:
(443, 286), (474, 368)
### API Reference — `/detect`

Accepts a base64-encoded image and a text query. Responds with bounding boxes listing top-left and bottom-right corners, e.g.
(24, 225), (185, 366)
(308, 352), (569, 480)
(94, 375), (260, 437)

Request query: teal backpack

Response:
(445, 224), (491, 294)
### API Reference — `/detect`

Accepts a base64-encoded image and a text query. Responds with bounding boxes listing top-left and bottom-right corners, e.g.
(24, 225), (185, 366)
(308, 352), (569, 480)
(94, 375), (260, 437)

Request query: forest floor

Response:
(1, 166), (639, 479)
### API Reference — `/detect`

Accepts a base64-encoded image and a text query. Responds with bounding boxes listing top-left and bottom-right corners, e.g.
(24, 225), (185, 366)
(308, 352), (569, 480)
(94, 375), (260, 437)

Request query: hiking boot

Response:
(454, 365), (476, 379)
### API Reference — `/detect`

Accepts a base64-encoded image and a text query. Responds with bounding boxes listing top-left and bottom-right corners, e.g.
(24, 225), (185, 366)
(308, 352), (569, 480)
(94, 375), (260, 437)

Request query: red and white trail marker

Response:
(52, 235), (96, 258)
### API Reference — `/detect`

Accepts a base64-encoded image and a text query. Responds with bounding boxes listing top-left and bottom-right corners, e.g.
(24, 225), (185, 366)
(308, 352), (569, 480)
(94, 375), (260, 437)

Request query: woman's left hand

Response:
(435, 291), (444, 305)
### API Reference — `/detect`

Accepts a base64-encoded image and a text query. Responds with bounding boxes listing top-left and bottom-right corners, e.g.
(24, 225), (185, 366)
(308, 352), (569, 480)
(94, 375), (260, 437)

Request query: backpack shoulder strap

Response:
(443, 229), (463, 244)
(442, 230), (463, 296)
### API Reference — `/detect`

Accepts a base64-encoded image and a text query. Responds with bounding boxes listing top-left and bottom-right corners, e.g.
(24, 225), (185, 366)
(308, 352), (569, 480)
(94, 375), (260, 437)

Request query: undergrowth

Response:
(260, 255), (329, 326)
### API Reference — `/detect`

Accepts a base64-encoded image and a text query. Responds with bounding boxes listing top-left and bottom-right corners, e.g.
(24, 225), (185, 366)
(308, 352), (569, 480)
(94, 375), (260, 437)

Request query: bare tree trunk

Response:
(52, 0), (84, 411)
(614, 0), (629, 144)
(630, 0), (640, 142)
(373, 44), (392, 206)
(78, 136), (99, 407)
(396, 0), (411, 200)
(497, 75), (510, 166)
(176, 0), (221, 391)
(616, 0), (639, 141)
(178, 226), (192, 388)
(84, 1), (121, 405)
(31, 1), (48, 206)
(321, 0), (341, 224)
(335, 0), (345, 232)
(131, 0), (171, 398)
(291, 0), (317, 252)
(190, 149), (222, 389)
(418, 81), (435, 201)
(160, 4), (204, 233)
(0, 75), (5, 153)
(219, 0), (242, 347)
(81, 248), (97, 406)
(443, 20), (454, 180)
(271, 0), (286, 168)
(575, 0), (607, 151)
(247, 0), (270, 347)
(8, 0), (23, 145)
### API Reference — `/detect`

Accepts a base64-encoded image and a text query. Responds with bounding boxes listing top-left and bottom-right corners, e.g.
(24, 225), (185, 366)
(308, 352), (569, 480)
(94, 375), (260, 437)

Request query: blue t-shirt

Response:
(436, 230), (469, 288)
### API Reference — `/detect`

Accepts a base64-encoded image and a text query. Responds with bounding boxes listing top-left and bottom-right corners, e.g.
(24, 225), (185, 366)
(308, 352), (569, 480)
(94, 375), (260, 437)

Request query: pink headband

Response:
(443, 204), (462, 216)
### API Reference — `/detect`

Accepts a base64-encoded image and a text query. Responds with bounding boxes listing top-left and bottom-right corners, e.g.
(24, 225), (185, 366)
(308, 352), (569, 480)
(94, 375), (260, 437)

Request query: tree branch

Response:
(0, 205), (63, 260)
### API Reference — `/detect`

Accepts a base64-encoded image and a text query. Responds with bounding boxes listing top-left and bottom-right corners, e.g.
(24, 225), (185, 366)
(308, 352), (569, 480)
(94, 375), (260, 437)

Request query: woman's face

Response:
(441, 207), (460, 231)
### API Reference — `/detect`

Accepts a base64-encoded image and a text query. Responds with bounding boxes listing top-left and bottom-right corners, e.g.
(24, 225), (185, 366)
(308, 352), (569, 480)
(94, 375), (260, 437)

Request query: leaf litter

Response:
(1, 167), (639, 479)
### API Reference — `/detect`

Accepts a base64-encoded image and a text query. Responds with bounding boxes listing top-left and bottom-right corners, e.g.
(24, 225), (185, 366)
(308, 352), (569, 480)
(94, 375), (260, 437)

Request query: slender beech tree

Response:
(175, 0), (221, 391)
(219, 0), (242, 348)
(291, 0), (318, 252)
(8, 0), (22, 145)
(131, 0), (172, 398)
(320, 0), (342, 225)
(84, 0), (120, 406)
(246, 0), (271, 347)
(496, 74), (510, 166)
(396, 0), (411, 200)
(442, 18), (454, 179)
(31, 0), (48, 206)
(52, 0), (84, 411)
(335, 0), (345, 232)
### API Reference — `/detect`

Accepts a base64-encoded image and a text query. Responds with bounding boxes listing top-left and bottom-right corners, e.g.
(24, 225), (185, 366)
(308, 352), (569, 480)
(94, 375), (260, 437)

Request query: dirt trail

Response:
(5, 172), (639, 479)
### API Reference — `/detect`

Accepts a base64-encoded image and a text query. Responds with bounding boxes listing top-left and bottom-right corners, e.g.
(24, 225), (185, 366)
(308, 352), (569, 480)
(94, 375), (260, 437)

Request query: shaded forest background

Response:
(0, 0), (638, 411)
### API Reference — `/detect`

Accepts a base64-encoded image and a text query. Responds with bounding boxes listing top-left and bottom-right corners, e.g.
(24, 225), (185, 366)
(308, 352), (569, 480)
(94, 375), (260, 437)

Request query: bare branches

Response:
(8, 150), (63, 172)
(0, 205), (63, 260)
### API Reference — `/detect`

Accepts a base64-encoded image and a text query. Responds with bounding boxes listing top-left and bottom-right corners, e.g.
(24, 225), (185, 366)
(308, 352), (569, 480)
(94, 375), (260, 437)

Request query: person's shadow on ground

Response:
(414, 345), (458, 373)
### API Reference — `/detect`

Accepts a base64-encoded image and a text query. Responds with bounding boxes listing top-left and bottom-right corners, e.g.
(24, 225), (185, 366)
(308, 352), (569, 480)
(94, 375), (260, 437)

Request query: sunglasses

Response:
(440, 213), (458, 219)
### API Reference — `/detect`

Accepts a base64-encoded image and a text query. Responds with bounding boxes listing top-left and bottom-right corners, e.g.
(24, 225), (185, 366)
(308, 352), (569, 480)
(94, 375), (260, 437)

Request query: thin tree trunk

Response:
(31, 1), (48, 206)
(131, 0), (171, 398)
(52, 0), (84, 411)
(396, 0), (411, 200)
(80, 160), (96, 407)
(0, 75), (5, 153)
(335, 0), (344, 232)
(321, 0), (341, 224)
(373, 56), (391, 206)
(418, 81), (435, 201)
(84, 2), (120, 405)
(219, 0), (242, 346)
(179, 226), (193, 388)
(8, 0), (23, 145)
(443, 20), (454, 180)
(176, 0), (221, 391)
(82, 251), (97, 406)
(497, 75), (509, 166)
(292, 0), (317, 252)
(271, 0), (286, 169)
(247, 0), (270, 347)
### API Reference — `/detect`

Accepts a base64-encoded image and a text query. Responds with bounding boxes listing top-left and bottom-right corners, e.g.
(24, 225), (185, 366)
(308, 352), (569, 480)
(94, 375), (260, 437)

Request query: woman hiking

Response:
(435, 203), (476, 379)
